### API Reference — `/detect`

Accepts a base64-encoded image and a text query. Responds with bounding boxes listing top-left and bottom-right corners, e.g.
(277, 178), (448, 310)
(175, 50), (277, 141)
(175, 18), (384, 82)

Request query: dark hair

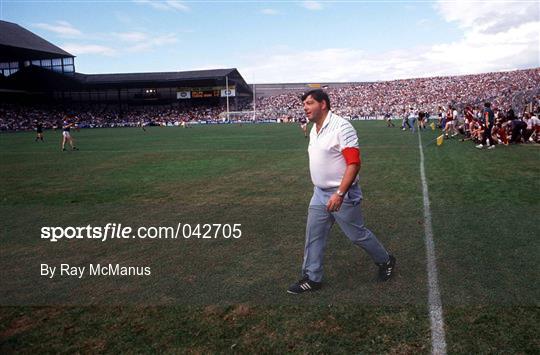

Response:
(484, 102), (491, 108)
(301, 89), (331, 110)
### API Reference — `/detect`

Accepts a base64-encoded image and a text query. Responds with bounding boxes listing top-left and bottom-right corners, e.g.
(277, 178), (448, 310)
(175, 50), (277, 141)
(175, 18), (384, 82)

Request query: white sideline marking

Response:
(417, 131), (447, 355)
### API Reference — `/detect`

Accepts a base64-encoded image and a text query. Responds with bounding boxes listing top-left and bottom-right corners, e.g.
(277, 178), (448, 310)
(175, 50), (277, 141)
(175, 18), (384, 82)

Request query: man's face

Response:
(303, 95), (326, 122)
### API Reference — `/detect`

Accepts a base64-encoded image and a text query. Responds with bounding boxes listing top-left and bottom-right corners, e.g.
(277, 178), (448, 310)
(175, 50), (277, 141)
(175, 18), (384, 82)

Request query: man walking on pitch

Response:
(288, 89), (395, 294)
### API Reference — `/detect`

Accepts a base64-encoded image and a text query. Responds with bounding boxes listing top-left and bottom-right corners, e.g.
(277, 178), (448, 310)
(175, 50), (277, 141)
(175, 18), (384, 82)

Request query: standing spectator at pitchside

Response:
(522, 113), (536, 142)
(444, 105), (458, 138)
(528, 112), (540, 143)
(477, 102), (496, 149)
(408, 108), (417, 133)
(287, 89), (395, 294)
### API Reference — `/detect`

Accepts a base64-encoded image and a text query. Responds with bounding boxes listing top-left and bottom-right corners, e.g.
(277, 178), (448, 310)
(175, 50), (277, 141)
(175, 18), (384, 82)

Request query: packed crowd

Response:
(254, 68), (540, 120)
(1, 68), (538, 134)
(0, 102), (246, 131)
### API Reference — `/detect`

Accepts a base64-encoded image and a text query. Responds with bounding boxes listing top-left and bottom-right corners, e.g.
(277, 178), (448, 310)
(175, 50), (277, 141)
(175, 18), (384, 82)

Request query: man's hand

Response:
(327, 193), (344, 212)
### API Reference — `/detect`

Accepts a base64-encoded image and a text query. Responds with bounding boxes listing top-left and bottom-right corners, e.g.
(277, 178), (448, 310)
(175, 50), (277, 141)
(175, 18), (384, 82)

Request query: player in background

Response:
(299, 115), (308, 138)
(470, 117), (484, 143)
(385, 112), (395, 127)
(418, 110), (426, 130)
(138, 120), (147, 131)
(35, 120), (44, 142)
(438, 106), (445, 129)
(444, 104), (458, 138)
(61, 116), (79, 151)
(401, 109), (411, 130)
(464, 105), (475, 139)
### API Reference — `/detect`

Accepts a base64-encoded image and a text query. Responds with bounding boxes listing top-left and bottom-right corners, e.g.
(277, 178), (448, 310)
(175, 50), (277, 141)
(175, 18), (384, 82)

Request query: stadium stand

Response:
(0, 20), (252, 113)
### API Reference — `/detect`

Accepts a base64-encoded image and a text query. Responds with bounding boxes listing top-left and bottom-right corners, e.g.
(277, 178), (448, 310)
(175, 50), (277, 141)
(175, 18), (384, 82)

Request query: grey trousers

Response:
(302, 185), (390, 282)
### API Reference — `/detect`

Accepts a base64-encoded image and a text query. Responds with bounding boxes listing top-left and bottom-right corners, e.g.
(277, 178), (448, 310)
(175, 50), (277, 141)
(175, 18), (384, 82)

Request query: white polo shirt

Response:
(308, 111), (359, 189)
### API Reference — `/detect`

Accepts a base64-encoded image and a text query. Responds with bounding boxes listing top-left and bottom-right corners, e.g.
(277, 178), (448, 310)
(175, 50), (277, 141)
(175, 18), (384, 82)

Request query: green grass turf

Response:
(0, 122), (538, 352)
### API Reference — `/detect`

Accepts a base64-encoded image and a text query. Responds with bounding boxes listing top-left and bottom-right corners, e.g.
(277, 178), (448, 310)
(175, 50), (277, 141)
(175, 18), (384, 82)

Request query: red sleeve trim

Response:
(342, 147), (360, 165)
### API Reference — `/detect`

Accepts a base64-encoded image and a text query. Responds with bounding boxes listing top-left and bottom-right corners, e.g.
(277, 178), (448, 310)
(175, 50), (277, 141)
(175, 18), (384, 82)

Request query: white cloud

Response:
(113, 32), (149, 42)
(134, 0), (189, 12)
(33, 21), (82, 37)
(62, 43), (117, 56)
(125, 33), (178, 53)
(133, 0), (168, 10)
(435, 0), (539, 34)
(261, 8), (279, 15)
(302, 1), (323, 11)
(240, 1), (539, 83)
(166, 0), (189, 12)
(63, 29), (177, 57)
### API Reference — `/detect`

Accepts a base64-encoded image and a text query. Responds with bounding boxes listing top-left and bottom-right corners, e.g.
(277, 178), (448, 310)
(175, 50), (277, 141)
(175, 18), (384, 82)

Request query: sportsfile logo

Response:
(41, 223), (242, 242)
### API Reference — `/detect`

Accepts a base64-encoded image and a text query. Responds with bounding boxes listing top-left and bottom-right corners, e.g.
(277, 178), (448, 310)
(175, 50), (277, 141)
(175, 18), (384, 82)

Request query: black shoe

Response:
(287, 275), (321, 294)
(72, 147), (79, 150)
(377, 255), (396, 282)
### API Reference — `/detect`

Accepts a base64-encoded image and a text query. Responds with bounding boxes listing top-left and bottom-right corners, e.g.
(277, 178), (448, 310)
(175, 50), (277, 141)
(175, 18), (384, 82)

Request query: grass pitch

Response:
(0, 122), (538, 353)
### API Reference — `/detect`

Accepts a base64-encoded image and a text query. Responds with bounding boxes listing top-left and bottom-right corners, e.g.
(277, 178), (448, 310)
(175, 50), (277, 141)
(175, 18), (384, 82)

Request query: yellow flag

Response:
(436, 135), (444, 146)
(430, 122), (436, 131)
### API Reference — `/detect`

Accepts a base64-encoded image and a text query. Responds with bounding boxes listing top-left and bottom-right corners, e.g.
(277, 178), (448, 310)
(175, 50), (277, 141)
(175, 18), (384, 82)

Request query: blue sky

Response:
(2, 1), (539, 83)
